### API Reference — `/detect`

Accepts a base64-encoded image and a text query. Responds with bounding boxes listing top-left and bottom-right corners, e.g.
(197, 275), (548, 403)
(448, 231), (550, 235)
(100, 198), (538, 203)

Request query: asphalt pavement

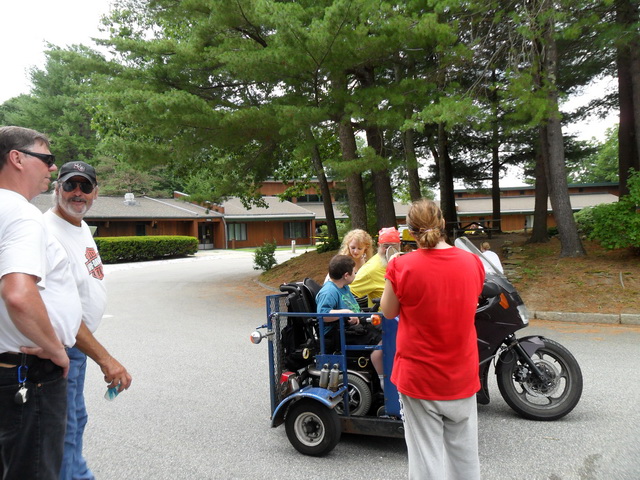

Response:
(80, 250), (640, 480)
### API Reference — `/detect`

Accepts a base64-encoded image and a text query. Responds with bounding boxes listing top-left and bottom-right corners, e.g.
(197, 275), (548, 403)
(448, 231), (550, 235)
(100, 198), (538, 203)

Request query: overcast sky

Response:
(1, 1), (617, 188)
(0, 0), (112, 103)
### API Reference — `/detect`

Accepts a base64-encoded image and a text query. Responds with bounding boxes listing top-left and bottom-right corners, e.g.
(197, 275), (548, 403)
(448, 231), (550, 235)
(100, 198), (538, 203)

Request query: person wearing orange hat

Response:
(350, 226), (401, 308)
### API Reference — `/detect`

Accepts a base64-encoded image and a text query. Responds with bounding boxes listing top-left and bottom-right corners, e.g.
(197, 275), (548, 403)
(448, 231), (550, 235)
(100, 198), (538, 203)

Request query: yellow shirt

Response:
(349, 253), (386, 307)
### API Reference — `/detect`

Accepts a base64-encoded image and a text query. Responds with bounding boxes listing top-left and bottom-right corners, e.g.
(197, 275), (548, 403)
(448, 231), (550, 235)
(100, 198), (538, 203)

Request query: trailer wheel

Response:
(285, 399), (341, 456)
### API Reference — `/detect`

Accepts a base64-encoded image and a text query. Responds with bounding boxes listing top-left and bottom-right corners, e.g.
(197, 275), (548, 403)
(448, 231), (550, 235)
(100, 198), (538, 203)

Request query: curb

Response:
(254, 279), (281, 293)
(252, 282), (640, 326)
(534, 311), (640, 326)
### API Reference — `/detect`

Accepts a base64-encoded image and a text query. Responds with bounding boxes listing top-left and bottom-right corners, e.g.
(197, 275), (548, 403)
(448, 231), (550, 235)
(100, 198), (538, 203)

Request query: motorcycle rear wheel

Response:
(497, 337), (583, 421)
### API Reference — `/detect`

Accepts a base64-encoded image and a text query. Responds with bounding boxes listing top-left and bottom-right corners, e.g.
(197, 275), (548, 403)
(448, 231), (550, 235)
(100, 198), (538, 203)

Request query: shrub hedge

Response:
(253, 239), (277, 271)
(574, 170), (640, 253)
(95, 236), (199, 264)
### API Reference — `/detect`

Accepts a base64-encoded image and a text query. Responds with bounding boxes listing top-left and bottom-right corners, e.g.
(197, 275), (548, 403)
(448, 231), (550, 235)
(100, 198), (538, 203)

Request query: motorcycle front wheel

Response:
(497, 337), (583, 421)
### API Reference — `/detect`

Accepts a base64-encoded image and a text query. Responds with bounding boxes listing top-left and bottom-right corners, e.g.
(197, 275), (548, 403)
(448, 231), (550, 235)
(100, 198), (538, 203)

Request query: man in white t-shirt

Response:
(44, 161), (132, 480)
(0, 126), (82, 479)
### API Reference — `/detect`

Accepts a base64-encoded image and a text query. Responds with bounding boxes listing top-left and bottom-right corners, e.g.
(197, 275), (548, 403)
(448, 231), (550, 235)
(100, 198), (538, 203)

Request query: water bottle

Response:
(104, 385), (121, 401)
(319, 363), (330, 388)
(328, 364), (341, 391)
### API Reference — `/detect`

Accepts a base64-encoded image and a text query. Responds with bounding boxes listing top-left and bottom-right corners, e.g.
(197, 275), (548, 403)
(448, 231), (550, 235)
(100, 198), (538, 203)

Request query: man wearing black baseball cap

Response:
(44, 161), (132, 480)
(57, 160), (98, 185)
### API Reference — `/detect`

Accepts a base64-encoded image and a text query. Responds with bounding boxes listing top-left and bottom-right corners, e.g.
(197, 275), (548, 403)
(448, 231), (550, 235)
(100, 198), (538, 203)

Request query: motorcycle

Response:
(457, 237), (583, 421)
(250, 237), (583, 456)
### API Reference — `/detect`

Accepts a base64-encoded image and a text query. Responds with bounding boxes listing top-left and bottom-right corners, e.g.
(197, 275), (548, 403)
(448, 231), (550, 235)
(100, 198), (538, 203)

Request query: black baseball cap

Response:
(57, 161), (97, 185)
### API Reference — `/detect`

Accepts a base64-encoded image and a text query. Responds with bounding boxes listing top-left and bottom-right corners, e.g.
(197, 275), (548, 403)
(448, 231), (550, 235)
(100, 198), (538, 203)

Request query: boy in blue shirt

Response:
(316, 255), (383, 382)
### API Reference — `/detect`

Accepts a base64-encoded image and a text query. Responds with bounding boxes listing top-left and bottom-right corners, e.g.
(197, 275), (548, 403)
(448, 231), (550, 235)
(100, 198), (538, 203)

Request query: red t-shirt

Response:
(386, 247), (485, 400)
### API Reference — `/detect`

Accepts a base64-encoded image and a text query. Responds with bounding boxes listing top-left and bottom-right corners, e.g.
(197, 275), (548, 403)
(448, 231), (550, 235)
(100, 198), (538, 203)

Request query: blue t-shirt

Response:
(316, 281), (361, 335)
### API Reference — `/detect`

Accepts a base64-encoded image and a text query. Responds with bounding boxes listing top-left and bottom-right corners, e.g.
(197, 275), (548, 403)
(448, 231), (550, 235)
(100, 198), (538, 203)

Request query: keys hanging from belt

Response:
(14, 355), (28, 405)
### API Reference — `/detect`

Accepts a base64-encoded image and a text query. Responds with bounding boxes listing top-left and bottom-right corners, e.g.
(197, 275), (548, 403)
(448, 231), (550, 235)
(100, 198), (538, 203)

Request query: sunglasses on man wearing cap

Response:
(61, 180), (95, 194)
(15, 149), (56, 168)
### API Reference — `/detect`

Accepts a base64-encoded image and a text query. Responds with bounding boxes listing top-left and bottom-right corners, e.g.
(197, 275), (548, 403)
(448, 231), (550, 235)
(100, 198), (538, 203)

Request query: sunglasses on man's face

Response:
(61, 180), (95, 194)
(16, 149), (56, 168)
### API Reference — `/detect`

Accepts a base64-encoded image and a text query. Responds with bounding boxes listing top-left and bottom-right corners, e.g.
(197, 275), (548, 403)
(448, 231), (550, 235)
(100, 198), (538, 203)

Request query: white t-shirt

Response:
(481, 250), (504, 274)
(44, 210), (107, 333)
(0, 189), (82, 351)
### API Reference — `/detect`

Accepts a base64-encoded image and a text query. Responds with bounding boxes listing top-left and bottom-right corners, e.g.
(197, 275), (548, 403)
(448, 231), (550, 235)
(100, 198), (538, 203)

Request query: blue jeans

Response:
(59, 347), (94, 480)
(0, 359), (67, 479)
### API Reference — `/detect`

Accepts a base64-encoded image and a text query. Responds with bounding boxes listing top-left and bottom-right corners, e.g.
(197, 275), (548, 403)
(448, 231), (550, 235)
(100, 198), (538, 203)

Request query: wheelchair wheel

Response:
(334, 375), (372, 416)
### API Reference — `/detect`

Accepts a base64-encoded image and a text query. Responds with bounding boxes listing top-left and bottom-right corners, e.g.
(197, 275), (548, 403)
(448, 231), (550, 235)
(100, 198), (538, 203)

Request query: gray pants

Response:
(399, 393), (480, 480)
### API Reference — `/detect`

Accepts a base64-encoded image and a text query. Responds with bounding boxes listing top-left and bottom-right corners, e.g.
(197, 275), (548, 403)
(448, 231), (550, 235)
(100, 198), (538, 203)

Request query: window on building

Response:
(333, 191), (348, 202)
(135, 223), (146, 236)
(227, 223), (247, 241)
(284, 222), (307, 239)
(296, 194), (322, 203)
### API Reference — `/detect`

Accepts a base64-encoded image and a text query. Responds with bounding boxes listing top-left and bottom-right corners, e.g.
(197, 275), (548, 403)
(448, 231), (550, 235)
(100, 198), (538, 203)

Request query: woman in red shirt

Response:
(381, 199), (485, 480)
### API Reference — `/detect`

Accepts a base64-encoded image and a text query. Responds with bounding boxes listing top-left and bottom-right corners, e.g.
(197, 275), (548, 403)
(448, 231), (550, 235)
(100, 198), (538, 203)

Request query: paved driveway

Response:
(81, 251), (640, 479)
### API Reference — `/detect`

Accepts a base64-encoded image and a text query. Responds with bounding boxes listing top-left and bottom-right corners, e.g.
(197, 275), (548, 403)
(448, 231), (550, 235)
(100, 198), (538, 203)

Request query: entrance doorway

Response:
(198, 223), (214, 250)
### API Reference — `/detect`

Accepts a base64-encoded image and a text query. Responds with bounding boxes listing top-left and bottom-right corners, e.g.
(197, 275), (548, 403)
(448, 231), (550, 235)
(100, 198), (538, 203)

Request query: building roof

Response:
(298, 202), (348, 221)
(394, 202), (411, 219)
(454, 181), (618, 193)
(289, 201), (410, 222)
(455, 193), (618, 216)
(31, 191), (614, 224)
(222, 196), (314, 221)
(31, 193), (223, 220)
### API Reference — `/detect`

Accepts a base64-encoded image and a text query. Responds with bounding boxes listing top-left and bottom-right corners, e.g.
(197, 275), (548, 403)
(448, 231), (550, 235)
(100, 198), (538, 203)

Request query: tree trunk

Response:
(365, 125), (397, 229)
(528, 126), (550, 244)
(632, 48), (640, 171)
(437, 123), (457, 237)
(305, 129), (338, 240)
(394, 60), (421, 202)
(333, 73), (367, 230)
(403, 128), (422, 201)
(490, 70), (502, 233)
(357, 66), (396, 230)
(337, 120), (367, 230)
(617, 0), (640, 197)
(542, 6), (586, 257)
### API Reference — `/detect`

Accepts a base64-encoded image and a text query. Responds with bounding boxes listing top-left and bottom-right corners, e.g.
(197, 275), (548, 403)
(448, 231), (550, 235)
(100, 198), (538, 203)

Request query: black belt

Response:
(0, 352), (62, 381)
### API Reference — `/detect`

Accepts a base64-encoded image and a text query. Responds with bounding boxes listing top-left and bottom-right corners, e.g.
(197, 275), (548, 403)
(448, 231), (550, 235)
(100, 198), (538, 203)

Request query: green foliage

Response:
(573, 206), (596, 235)
(95, 236), (198, 263)
(574, 170), (640, 252)
(315, 220), (363, 253)
(95, 157), (174, 196)
(0, 46), (100, 164)
(0, 0), (627, 236)
(567, 126), (619, 183)
(316, 236), (341, 253)
(253, 240), (277, 271)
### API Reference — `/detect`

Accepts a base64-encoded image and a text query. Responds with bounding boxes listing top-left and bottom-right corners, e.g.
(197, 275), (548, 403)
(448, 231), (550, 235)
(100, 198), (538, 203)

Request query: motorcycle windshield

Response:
(454, 236), (505, 277)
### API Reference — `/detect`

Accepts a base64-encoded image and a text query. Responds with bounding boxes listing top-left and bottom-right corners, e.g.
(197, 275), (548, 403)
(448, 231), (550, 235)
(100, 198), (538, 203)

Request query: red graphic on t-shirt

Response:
(85, 247), (104, 280)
